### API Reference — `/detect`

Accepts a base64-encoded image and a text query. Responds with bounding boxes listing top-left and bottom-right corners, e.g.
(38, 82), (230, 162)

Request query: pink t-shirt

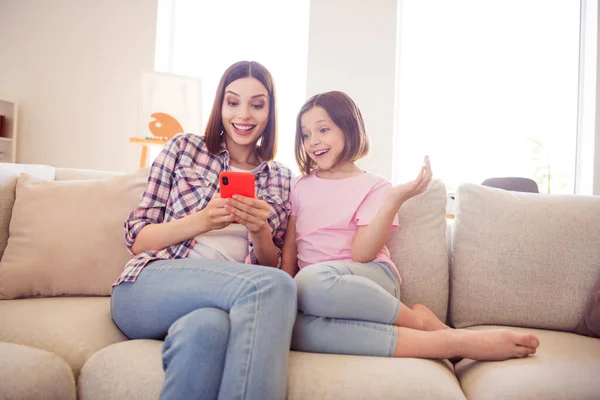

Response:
(290, 170), (400, 280)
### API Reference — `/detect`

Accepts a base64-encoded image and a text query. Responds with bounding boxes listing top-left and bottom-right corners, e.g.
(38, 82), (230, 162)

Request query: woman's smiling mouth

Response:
(232, 123), (256, 135)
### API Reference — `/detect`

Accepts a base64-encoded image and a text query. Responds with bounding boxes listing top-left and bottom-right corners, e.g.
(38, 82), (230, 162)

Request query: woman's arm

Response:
(131, 195), (234, 255)
(352, 156), (432, 263)
(282, 216), (299, 277)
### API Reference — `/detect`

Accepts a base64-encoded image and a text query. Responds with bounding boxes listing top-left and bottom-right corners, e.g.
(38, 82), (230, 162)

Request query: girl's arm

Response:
(282, 216), (299, 277)
(352, 156), (432, 263)
(351, 198), (401, 263)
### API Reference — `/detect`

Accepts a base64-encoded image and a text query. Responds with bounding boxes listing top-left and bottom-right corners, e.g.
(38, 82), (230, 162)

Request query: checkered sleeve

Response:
(268, 164), (292, 267)
(123, 134), (183, 254)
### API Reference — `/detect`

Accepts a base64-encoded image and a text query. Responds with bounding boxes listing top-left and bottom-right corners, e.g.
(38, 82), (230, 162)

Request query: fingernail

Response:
(233, 195), (238, 199)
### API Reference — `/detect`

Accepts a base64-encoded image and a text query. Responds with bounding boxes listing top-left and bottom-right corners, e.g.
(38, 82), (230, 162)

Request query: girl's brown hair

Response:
(295, 91), (369, 175)
(205, 61), (278, 161)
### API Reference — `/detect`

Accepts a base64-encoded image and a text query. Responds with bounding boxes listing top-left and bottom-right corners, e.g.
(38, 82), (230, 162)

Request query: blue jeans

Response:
(292, 261), (400, 357)
(111, 259), (297, 400)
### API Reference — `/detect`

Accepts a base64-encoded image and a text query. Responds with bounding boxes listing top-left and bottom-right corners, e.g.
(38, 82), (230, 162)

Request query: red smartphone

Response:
(219, 171), (255, 199)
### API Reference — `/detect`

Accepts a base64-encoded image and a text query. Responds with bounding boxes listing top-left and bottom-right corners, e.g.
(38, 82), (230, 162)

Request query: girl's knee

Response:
(294, 263), (339, 295)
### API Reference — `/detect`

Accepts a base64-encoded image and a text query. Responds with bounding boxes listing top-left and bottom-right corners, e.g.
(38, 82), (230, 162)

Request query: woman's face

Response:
(221, 77), (270, 150)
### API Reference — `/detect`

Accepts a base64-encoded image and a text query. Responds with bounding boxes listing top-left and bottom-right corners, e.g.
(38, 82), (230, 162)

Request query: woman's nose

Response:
(237, 106), (251, 120)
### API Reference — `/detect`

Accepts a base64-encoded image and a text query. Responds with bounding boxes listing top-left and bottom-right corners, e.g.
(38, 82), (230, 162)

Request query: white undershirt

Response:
(187, 165), (258, 263)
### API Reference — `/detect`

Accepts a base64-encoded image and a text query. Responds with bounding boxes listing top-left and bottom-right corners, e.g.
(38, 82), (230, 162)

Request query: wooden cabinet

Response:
(0, 99), (18, 163)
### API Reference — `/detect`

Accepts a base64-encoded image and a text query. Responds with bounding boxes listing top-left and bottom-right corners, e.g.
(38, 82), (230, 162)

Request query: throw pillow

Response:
(0, 169), (148, 299)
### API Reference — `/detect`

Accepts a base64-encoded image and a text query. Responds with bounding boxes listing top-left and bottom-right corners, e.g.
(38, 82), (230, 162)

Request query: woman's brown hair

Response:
(295, 91), (369, 175)
(205, 61), (278, 161)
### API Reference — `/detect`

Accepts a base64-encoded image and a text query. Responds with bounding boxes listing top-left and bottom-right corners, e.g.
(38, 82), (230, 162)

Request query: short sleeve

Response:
(290, 176), (301, 217)
(355, 179), (399, 228)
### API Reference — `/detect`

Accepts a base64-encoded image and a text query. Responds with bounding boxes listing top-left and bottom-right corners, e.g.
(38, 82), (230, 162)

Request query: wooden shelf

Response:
(0, 100), (18, 163)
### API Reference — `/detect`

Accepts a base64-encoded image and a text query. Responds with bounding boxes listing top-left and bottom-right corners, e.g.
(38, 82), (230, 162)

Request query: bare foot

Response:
(456, 330), (540, 361)
(410, 304), (450, 331)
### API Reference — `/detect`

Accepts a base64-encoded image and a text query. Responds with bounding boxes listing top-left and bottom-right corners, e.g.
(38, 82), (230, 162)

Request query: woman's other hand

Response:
(225, 195), (272, 234)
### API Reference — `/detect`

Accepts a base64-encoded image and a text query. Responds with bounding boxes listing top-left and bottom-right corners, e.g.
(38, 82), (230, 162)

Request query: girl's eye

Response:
(301, 133), (309, 140)
(319, 127), (329, 134)
(228, 101), (239, 107)
(251, 103), (265, 110)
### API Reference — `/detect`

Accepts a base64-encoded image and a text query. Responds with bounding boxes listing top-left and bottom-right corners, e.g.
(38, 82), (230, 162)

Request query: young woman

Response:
(111, 61), (296, 400)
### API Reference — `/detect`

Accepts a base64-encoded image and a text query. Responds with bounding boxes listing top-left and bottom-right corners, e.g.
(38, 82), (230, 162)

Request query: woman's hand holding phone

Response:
(198, 194), (235, 231)
(225, 196), (271, 234)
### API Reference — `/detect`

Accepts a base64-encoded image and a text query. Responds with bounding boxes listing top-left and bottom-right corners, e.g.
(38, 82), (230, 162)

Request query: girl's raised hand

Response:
(389, 156), (432, 205)
(225, 195), (272, 234)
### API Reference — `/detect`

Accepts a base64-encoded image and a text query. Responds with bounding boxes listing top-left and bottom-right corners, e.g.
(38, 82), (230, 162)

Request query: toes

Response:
(512, 333), (539, 349)
(516, 346), (530, 358)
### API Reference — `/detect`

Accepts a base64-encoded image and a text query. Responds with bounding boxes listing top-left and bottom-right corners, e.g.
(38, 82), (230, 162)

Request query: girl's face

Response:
(300, 106), (346, 171)
(221, 77), (269, 150)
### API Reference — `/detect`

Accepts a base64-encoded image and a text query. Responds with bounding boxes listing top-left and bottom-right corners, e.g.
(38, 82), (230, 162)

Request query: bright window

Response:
(153, 0), (310, 171)
(394, 0), (590, 194)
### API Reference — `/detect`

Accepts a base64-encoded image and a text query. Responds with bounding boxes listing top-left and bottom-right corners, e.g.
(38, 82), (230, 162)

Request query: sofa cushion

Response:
(78, 340), (165, 400)
(0, 297), (127, 377)
(287, 351), (464, 399)
(0, 163), (55, 260)
(0, 169), (147, 299)
(387, 179), (449, 322)
(451, 183), (600, 330)
(455, 325), (600, 400)
(0, 342), (76, 400)
(78, 340), (465, 400)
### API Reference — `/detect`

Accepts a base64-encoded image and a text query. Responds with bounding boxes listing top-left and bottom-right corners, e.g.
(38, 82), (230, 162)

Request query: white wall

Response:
(0, 0), (157, 172)
(0, 0), (598, 186)
(595, 3), (600, 195)
(305, 0), (398, 179)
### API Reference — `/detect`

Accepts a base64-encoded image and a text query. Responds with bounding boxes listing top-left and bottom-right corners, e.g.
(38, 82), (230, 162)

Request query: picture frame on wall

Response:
(137, 71), (203, 140)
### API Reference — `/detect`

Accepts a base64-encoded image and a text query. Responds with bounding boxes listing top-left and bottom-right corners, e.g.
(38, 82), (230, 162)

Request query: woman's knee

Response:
(168, 307), (230, 339)
(259, 267), (298, 301)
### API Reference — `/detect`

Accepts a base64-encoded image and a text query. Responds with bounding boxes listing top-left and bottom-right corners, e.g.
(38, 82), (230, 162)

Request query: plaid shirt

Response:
(114, 133), (292, 286)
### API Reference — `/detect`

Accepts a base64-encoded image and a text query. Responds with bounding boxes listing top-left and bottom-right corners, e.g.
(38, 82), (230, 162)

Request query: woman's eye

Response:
(320, 127), (329, 134)
(228, 101), (239, 107)
(301, 133), (309, 140)
(251, 103), (265, 110)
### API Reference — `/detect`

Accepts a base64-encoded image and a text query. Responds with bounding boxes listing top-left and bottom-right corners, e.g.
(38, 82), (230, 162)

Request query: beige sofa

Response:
(0, 162), (599, 400)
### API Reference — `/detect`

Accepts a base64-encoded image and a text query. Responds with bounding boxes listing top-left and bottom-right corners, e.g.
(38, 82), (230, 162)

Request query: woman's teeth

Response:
(233, 123), (255, 132)
(315, 150), (328, 156)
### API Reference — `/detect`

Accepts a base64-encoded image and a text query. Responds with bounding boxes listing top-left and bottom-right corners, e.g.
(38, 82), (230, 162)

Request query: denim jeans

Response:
(111, 258), (297, 400)
(291, 261), (400, 357)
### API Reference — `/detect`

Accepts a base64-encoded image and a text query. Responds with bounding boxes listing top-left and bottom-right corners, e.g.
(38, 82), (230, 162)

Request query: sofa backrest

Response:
(387, 179), (449, 322)
(450, 183), (600, 332)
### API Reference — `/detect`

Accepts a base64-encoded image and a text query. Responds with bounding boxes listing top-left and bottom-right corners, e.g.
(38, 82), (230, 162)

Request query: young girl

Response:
(111, 61), (296, 400)
(283, 90), (540, 361)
